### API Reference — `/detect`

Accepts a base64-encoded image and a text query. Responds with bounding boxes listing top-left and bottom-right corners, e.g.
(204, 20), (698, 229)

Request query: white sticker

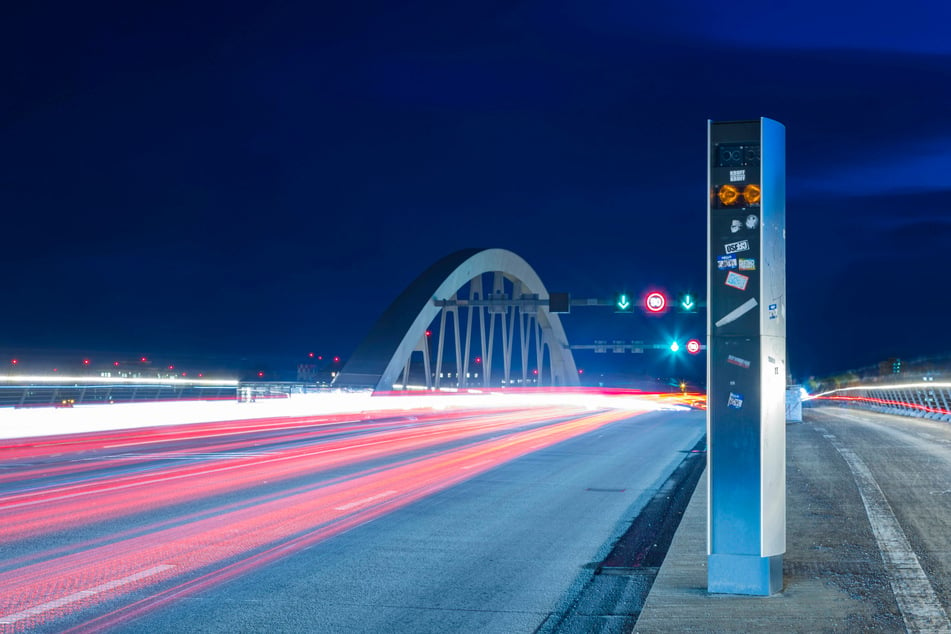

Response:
(727, 355), (751, 369)
(725, 271), (750, 290)
(729, 169), (746, 182)
(745, 214), (759, 230)
(724, 240), (750, 254)
(731, 219), (742, 233)
(714, 298), (758, 328)
(738, 258), (756, 271)
(728, 392), (744, 409)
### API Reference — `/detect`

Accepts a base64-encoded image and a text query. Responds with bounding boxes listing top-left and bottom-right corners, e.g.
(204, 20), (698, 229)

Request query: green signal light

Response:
(670, 341), (680, 352)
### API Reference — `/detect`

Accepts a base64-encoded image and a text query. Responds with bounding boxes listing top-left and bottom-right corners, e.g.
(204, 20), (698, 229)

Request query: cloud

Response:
(799, 138), (951, 196)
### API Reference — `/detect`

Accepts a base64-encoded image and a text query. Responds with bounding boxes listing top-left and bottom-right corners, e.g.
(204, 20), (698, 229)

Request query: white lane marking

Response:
(0, 564), (175, 625)
(826, 437), (951, 633)
(334, 490), (398, 511)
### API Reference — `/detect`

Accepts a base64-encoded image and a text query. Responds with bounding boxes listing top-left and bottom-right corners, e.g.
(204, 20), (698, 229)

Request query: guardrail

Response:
(0, 376), (337, 409)
(807, 382), (951, 423)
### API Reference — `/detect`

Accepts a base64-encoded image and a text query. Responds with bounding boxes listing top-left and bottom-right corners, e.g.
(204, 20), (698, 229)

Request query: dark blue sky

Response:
(3, 1), (950, 381)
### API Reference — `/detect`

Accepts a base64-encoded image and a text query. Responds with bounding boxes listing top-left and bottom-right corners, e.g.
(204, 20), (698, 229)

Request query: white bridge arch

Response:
(333, 248), (579, 392)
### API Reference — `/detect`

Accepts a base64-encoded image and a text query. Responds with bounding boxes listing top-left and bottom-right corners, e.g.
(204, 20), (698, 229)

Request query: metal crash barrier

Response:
(808, 383), (951, 423)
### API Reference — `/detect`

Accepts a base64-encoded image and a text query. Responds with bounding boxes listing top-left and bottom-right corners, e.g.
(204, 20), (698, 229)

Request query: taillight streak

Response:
(0, 408), (642, 632)
(0, 407), (586, 541)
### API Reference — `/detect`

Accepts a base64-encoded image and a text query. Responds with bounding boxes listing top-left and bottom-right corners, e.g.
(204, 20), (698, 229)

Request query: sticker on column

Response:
(768, 303), (778, 319)
(745, 214), (759, 230)
(724, 271), (749, 290)
(717, 254), (738, 270)
(727, 392), (744, 409)
(730, 219), (743, 233)
(724, 239), (750, 254)
(714, 298), (758, 327)
(738, 258), (756, 271)
(727, 355), (751, 369)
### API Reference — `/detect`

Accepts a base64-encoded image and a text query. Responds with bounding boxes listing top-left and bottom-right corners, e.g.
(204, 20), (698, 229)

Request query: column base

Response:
(708, 553), (783, 595)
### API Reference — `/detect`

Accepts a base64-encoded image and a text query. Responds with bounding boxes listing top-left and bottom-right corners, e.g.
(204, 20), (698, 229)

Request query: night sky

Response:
(3, 1), (950, 383)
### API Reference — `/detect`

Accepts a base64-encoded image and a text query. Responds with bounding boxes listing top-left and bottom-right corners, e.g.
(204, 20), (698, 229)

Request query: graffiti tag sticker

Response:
(725, 271), (750, 290)
(724, 240), (750, 254)
(738, 258), (756, 271)
(717, 255), (738, 270)
(727, 355), (751, 369)
(731, 219), (743, 233)
(727, 393), (744, 409)
(745, 214), (759, 230)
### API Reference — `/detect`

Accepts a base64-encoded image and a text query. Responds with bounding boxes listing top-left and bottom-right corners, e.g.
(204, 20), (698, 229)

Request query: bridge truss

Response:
(333, 249), (579, 392)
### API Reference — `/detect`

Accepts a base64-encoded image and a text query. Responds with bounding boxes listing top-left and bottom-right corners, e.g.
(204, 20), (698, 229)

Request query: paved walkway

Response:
(633, 412), (946, 632)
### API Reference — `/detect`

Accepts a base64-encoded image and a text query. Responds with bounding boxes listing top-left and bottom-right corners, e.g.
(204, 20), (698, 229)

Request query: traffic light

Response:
(679, 293), (698, 313)
(670, 341), (681, 352)
(614, 292), (633, 313)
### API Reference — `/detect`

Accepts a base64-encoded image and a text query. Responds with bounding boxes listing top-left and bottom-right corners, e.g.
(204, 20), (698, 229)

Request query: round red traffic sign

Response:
(645, 292), (667, 313)
(686, 339), (701, 354)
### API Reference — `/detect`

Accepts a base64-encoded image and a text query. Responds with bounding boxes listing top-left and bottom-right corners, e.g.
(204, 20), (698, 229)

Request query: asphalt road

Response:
(803, 406), (951, 629)
(0, 402), (704, 633)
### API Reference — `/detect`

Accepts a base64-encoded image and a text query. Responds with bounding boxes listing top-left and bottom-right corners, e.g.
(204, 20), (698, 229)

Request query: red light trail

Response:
(0, 400), (664, 631)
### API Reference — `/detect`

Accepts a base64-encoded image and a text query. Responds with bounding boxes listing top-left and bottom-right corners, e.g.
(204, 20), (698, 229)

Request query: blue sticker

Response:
(727, 392), (744, 409)
(717, 254), (738, 270)
(768, 303), (778, 320)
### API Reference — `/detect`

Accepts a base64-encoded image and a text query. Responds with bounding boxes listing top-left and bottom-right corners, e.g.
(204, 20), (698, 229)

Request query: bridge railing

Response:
(807, 383), (951, 423)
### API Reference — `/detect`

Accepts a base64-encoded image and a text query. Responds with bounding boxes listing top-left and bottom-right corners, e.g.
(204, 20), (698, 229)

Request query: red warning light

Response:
(686, 339), (702, 354)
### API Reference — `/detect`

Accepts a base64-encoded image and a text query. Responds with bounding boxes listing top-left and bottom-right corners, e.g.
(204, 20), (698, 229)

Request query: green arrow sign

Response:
(616, 294), (631, 311)
(681, 294), (695, 311)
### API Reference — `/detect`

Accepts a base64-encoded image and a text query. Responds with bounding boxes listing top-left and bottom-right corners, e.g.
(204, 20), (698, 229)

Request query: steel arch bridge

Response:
(332, 248), (580, 392)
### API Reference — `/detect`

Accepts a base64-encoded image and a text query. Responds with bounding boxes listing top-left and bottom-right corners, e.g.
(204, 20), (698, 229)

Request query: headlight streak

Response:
(0, 406), (648, 632)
